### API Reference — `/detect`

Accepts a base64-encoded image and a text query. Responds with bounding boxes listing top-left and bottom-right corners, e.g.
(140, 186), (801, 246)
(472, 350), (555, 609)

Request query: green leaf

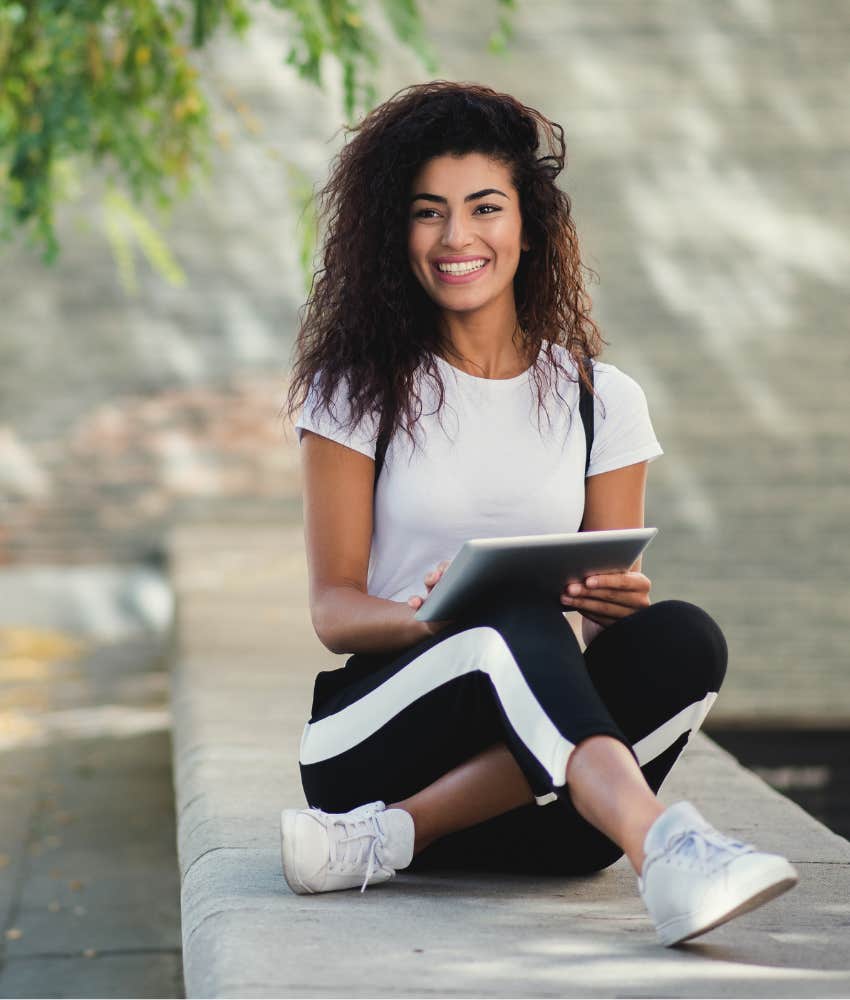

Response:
(102, 187), (186, 292)
(488, 9), (516, 55)
(285, 159), (318, 296)
(378, 0), (438, 72)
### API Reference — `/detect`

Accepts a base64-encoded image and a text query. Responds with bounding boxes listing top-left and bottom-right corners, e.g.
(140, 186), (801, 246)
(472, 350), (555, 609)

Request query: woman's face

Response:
(407, 152), (529, 318)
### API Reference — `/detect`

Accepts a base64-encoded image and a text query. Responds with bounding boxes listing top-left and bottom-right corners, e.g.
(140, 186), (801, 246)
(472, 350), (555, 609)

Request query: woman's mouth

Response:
(431, 258), (490, 284)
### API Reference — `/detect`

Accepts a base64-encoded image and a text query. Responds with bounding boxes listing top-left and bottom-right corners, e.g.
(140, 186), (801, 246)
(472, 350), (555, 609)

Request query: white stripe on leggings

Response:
(299, 626), (575, 787)
(533, 690), (718, 806)
(300, 627), (718, 801)
(632, 691), (717, 765)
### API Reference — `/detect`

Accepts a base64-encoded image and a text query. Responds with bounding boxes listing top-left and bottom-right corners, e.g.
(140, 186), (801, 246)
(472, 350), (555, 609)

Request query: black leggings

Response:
(299, 598), (727, 876)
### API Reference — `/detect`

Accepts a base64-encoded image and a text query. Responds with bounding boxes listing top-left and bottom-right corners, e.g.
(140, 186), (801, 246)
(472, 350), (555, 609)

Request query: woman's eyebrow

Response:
(410, 188), (509, 204)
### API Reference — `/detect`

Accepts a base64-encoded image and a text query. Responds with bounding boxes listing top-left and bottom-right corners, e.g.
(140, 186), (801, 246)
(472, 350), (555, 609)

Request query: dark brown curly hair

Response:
(282, 79), (605, 456)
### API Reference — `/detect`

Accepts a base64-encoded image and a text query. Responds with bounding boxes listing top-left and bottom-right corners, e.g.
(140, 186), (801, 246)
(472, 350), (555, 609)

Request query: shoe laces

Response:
(664, 826), (754, 873)
(327, 808), (389, 893)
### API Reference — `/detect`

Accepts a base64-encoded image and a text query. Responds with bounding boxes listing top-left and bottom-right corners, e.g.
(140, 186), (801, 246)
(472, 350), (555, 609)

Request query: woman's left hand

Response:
(559, 570), (651, 628)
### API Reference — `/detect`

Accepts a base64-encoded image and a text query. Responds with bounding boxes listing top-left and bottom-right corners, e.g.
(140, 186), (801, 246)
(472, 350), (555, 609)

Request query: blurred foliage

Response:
(0, 0), (517, 281)
(0, 0), (217, 264)
(102, 186), (187, 292)
(285, 158), (319, 292)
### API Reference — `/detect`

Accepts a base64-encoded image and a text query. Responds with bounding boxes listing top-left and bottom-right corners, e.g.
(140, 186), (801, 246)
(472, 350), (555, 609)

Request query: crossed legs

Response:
(301, 600), (728, 876)
(288, 602), (801, 945)
(392, 733), (664, 873)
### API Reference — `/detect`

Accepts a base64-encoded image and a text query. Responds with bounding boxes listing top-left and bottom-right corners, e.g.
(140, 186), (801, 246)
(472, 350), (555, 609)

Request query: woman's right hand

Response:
(407, 560), (454, 635)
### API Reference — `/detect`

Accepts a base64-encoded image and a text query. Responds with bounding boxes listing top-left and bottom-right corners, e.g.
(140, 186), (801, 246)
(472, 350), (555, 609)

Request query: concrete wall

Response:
(1, 1), (848, 722)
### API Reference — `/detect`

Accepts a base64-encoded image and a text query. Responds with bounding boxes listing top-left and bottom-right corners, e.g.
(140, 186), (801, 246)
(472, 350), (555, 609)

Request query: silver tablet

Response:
(413, 527), (658, 622)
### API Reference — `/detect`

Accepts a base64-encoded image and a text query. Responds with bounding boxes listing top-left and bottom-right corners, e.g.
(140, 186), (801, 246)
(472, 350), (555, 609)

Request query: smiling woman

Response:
(279, 80), (797, 947)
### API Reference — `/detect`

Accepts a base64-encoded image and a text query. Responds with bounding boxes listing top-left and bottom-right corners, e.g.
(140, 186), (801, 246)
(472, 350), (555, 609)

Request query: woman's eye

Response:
(413, 205), (501, 219)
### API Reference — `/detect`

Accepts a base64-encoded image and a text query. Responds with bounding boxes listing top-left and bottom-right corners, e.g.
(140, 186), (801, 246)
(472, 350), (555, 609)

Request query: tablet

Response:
(413, 527), (658, 622)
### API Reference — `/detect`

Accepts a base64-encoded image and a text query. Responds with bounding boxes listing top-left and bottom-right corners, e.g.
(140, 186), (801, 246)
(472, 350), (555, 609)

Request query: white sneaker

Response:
(639, 801), (798, 947)
(280, 800), (415, 895)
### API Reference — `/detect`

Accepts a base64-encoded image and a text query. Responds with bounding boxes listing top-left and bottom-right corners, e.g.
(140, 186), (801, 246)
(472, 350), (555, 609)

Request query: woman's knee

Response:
(643, 600), (728, 693)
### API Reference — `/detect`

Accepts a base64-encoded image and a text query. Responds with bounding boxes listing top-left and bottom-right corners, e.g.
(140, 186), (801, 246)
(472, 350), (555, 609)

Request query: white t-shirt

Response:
(294, 342), (662, 605)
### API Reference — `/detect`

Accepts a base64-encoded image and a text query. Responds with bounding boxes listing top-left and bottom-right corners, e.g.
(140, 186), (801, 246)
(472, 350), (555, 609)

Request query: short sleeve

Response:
(293, 372), (379, 460)
(586, 362), (663, 477)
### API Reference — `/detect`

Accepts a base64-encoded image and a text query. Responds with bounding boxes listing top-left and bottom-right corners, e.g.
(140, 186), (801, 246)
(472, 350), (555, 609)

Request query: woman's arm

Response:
(581, 460), (648, 537)
(565, 461), (653, 644)
(301, 429), (437, 655)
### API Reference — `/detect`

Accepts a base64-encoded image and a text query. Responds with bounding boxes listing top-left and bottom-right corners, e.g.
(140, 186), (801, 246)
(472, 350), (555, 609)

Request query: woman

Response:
(280, 81), (797, 947)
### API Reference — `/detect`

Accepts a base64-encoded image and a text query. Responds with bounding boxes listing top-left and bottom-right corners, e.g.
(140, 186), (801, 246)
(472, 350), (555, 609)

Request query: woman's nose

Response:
(440, 215), (472, 249)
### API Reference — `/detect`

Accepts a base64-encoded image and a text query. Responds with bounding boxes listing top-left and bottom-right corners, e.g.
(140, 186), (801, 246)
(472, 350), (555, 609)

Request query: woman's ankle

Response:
(387, 801), (434, 855)
(624, 801), (667, 874)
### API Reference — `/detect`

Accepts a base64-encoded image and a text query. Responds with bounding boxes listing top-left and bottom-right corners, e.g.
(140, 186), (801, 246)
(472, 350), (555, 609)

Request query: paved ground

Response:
(0, 628), (183, 999)
(170, 520), (850, 999)
(0, 517), (846, 999)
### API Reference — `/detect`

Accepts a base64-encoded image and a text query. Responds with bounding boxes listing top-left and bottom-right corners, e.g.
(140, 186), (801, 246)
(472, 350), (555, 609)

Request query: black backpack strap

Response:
(373, 417), (391, 487)
(578, 355), (595, 476)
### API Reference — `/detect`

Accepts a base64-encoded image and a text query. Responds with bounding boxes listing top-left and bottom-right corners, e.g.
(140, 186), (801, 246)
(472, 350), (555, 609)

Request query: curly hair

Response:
(282, 79), (605, 456)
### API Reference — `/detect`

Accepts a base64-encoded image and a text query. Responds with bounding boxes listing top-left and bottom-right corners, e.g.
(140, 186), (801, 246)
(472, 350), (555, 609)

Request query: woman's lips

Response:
(431, 259), (491, 284)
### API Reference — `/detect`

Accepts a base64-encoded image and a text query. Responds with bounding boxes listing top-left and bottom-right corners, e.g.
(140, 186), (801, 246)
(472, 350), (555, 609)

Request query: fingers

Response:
(563, 588), (650, 608)
(563, 595), (646, 621)
(425, 560), (451, 590)
(410, 562), (448, 610)
(411, 561), (451, 613)
(560, 572), (651, 619)
(561, 572), (650, 602)
(578, 571), (651, 592)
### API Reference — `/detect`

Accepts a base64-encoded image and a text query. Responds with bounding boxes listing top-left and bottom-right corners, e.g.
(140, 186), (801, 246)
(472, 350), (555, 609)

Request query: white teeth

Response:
(436, 259), (488, 274)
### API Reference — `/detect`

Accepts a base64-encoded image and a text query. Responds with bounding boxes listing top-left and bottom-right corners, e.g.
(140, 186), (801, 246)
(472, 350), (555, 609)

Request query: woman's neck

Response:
(436, 317), (534, 380)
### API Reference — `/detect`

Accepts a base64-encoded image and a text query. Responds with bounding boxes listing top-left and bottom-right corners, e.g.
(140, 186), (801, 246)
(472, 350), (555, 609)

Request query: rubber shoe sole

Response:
(280, 808), (312, 895)
(656, 857), (799, 947)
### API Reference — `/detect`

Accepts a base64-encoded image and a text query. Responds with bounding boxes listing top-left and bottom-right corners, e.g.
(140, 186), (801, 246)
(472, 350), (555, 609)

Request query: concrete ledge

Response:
(168, 522), (850, 999)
